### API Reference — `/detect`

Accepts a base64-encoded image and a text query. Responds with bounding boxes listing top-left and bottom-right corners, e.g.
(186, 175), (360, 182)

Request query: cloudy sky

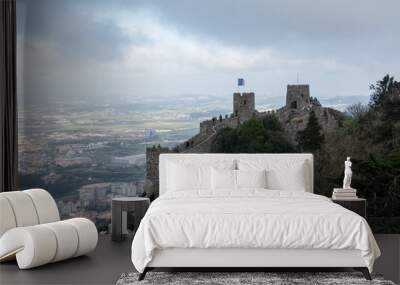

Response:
(17, 0), (400, 104)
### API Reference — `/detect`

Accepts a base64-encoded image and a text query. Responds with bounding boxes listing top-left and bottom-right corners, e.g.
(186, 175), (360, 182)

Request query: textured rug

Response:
(116, 272), (396, 285)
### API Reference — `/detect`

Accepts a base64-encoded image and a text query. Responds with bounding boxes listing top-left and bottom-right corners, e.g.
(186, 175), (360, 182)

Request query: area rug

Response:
(116, 272), (396, 285)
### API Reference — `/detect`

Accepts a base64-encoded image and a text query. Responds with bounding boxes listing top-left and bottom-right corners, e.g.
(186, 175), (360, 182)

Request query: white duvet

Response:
(131, 190), (380, 273)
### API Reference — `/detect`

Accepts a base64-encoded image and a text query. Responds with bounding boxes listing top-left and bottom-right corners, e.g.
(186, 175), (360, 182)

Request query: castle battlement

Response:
(145, 145), (173, 179)
(144, 84), (343, 199)
(199, 113), (237, 133)
(286, 84), (311, 110)
(233, 92), (255, 122)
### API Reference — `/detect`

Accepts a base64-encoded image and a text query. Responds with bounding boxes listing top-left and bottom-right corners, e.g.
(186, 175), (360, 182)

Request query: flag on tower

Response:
(238, 78), (245, 86)
(144, 128), (156, 138)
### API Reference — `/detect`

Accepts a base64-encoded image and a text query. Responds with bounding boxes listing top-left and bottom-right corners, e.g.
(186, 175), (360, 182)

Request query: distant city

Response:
(18, 94), (369, 228)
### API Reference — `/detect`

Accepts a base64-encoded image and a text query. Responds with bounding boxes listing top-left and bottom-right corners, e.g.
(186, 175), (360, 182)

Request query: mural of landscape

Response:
(17, 0), (399, 232)
(17, 96), (228, 229)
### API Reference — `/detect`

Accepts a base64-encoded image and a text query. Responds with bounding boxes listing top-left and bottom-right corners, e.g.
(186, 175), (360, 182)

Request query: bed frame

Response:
(139, 248), (370, 280)
(138, 154), (372, 281)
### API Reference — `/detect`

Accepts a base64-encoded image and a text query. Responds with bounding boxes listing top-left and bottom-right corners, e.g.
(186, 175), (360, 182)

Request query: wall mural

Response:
(17, 0), (399, 233)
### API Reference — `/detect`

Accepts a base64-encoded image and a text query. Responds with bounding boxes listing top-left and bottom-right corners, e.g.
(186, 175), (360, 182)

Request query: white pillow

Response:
(211, 168), (237, 191)
(167, 162), (211, 191)
(166, 159), (236, 193)
(236, 169), (267, 189)
(238, 159), (307, 191)
(266, 162), (306, 191)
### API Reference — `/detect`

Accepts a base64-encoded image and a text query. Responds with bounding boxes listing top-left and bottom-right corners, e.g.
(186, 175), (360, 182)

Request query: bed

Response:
(131, 154), (380, 280)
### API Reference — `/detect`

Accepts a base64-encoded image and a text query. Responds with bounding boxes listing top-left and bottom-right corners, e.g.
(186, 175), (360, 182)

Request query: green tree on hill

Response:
(321, 74), (400, 232)
(211, 115), (295, 153)
(296, 110), (324, 152)
(369, 74), (397, 109)
(369, 75), (400, 149)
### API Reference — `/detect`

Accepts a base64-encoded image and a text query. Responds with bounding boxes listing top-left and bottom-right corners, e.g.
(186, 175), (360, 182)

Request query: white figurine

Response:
(343, 157), (353, 189)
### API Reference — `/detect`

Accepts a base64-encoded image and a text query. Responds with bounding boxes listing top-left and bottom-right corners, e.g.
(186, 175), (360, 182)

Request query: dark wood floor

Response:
(1, 234), (399, 285)
(0, 235), (133, 285)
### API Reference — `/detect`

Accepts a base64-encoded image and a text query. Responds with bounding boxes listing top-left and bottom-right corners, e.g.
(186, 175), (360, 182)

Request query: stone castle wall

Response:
(144, 145), (174, 198)
(274, 106), (342, 143)
(144, 85), (343, 198)
(175, 111), (240, 153)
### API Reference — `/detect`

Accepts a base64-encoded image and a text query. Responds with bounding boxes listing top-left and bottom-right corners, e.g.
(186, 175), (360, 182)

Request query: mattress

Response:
(131, 190), (380, 273)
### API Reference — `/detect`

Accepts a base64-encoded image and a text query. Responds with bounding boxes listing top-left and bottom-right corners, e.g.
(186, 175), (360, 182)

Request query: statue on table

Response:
(343, 157), (353, 189)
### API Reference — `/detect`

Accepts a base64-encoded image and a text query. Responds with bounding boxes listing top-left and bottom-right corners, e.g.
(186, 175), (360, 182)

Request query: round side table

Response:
(111, 197), (150, 242)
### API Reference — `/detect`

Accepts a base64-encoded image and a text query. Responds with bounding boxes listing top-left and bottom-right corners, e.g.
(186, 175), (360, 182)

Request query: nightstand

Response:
(111, 197), (150, 242)
(331, 198), (366, 218)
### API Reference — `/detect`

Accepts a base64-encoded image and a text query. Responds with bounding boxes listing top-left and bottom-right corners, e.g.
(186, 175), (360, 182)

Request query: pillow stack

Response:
(166, 160), (235, 194)
(166, 158), (308, 194)
(237, 158), (307, 192)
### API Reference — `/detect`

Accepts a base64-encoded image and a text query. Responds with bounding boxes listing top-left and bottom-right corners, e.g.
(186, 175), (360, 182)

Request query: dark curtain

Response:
(0, 0), (17, 192)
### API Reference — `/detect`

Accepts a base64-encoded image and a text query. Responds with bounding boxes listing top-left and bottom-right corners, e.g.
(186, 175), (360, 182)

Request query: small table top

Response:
(331, 197), (366, 202)
(112, 197), (149, 202)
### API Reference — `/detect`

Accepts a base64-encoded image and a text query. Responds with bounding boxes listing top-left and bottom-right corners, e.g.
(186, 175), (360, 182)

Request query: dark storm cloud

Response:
(18, 0), (133, 62)
(21, 0), (400, 63)
(17, 0), (141, 104)
(16, 0), (400, 104)
(121, 0), (400, 61)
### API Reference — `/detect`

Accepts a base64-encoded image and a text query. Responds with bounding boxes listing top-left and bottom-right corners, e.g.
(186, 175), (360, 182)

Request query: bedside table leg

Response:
(112, 202), (122, 242)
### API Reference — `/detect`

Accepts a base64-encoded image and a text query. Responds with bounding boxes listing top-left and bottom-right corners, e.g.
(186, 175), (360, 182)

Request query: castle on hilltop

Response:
(144, 84), (343, 198)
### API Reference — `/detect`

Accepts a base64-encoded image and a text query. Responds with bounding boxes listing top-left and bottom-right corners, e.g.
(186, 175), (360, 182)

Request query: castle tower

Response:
(233, 92), (255, 123)
(144, 145), (172, 199)
(286, 85), (310, 110)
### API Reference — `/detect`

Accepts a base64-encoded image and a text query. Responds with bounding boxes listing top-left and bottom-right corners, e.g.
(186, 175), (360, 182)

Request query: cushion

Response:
(42, 221), (79, 262)
(236, 169), (267, 189)
(0, 218), (98, 269)
(167, 159), (236, 192)
(0, 226), (57, 269)
(167, 162), (211, 191)
(0, 196), (17, 237)
(24, 189), (60, 224)
(267, 164), (306, 191)
(0, 189), (60, 238)
(64, 218), (98, 257)
(238, 159), (306, 191)
(0, 192), (39, 227)
(211, 168), (237, 191)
